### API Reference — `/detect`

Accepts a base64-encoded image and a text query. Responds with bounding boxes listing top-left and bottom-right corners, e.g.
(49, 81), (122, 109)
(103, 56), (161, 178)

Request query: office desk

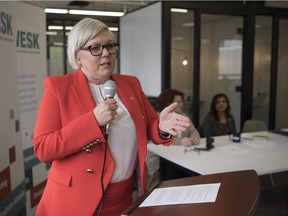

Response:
(123, 170), (260, 216)
(148, 131), (288, 178)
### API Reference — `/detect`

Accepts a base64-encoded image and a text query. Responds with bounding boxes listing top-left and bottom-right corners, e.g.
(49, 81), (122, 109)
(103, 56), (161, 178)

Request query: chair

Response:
(146, 147), (160, 191)
(242, 120), (267, 133)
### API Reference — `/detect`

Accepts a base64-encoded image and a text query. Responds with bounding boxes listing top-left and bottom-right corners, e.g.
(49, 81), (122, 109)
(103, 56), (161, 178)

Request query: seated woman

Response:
(157, 89), (200, 146)
(200, 93), (236, 137)
(146, 89), (201, 182)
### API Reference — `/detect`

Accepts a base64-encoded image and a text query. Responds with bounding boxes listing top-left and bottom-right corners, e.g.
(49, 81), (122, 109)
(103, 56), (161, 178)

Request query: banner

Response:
(0, 2), (47, 215)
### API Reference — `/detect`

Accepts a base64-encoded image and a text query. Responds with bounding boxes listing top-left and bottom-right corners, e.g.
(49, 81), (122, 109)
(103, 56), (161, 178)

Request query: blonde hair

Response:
(67, 18), (117, 69)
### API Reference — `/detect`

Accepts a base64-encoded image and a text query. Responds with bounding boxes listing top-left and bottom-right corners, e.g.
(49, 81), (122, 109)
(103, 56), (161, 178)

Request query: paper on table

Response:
(139, 183), (221, 207)
(218, 145), (251, 154)
(243, 140), (278, 148)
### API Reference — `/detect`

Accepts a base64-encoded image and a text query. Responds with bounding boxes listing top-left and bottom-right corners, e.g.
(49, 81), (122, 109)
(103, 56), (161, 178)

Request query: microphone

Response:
(103, 80), (117, 138)
(104, 80), (117, 99)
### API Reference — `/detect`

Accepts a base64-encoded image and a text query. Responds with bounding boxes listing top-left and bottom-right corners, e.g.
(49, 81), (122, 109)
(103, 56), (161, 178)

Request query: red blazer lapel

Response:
(112, 75), (143, 124)
(70, 70), (96, 114)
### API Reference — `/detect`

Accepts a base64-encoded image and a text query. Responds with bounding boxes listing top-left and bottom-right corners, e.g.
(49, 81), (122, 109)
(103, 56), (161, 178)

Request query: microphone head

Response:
(103, 80), (116, 99)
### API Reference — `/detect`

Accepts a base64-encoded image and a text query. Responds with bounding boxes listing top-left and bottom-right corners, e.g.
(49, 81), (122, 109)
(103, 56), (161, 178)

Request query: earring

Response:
(78, 61), (82, 67)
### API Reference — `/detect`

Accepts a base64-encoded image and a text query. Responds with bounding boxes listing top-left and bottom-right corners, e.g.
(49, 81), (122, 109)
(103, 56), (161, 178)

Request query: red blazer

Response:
(33, 70), (172, 216)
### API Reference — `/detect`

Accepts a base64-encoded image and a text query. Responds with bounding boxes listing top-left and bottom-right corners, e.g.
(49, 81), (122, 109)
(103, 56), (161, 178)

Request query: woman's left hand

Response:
(181, 136), (200, 146)
(158, 102), (190, 136)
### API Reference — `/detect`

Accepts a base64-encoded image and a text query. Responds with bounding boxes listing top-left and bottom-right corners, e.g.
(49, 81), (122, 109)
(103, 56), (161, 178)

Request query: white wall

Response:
(120, 2), (162, 96)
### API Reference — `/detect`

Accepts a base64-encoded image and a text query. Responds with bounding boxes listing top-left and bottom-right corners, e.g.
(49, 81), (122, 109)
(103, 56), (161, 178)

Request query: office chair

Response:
(242, 120), (267, 133)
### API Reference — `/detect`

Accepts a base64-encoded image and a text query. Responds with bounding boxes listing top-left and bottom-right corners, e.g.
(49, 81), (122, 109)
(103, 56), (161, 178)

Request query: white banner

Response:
(0, 2), (47, 216)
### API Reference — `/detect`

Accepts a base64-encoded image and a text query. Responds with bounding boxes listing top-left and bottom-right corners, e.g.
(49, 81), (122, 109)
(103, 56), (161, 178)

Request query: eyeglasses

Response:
(184, 146), (200, 155)
(80, 43), (119, 56)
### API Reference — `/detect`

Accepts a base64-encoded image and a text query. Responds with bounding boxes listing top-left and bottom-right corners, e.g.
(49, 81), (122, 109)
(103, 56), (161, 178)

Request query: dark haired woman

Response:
(157, 89), (200, 146)
(200, 93), (236, 137)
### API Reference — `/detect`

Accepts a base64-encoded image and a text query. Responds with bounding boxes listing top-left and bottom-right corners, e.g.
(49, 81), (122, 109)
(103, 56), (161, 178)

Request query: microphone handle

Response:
(104, 95), (114, 139)
(105, 123), (110, 140)
(103, 90), (115, 140)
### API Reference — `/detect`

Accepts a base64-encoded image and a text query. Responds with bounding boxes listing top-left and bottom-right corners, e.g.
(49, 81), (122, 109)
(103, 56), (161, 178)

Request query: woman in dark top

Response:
(200, 93), (236, 137)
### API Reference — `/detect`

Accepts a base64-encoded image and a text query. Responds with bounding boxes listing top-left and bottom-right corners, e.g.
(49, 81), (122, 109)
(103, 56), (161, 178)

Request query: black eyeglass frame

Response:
(80, 43), (119, 56)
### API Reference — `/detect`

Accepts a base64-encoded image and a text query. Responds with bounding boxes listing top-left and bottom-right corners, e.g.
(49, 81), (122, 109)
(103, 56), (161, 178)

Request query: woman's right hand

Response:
(93, 99), (118, 126)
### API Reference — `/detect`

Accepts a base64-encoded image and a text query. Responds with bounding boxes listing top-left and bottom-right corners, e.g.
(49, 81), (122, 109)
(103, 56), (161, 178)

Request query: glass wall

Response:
(170, 9), (194, 117)
(46, 22), (67, 76)
(252, 16), (272, 126)
(275, 19), (288, 129)
(199, 14), (243, 132)
(47, 29), (64, 76)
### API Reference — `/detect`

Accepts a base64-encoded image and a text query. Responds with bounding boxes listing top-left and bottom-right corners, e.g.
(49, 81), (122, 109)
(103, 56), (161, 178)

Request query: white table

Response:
(148, 130), (288, 176)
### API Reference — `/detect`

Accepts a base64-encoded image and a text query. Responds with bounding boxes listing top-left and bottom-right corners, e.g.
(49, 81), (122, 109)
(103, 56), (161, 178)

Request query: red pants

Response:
(94, 176), (133, 216)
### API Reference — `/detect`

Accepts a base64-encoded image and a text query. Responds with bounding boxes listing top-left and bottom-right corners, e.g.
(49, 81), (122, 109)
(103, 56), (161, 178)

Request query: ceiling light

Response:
(69, 9), (124, 17)
(171, 8), (188, 13)
(109, 27), (118, 32)
(45, 8), (124, 17)
(46, 31), (58, 36)
(48, 26), (63, 30)
(48, 26), (73, 30)
(48, 25), (117, 32)
(45, 8), (68, 14)
(183, 60), (188, 66)
(65, 26), (73, 31)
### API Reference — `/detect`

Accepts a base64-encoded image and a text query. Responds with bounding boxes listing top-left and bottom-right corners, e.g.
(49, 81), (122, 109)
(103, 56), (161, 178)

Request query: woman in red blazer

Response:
(33, 18), (190, 216)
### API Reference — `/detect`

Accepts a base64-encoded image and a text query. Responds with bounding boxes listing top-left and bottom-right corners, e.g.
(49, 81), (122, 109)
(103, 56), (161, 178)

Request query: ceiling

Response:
(25, 0), (157, 27)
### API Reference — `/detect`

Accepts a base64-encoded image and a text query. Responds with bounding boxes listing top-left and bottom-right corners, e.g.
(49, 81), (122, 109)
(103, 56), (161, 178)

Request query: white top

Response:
(89, 83), (137, 182)
(148, 130), (288, 176)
